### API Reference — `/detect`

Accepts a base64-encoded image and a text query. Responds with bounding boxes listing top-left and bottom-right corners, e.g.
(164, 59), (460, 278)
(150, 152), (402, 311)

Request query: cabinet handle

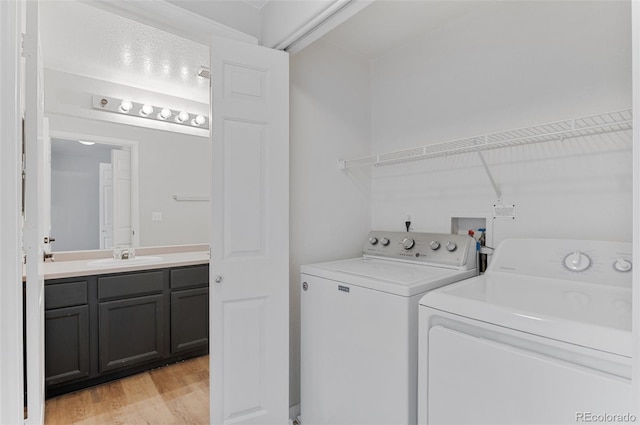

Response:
(215, 275), (223, 283)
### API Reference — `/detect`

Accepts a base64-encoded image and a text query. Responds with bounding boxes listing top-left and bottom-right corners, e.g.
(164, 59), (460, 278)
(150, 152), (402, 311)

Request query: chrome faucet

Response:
(113, 248), (135, 260)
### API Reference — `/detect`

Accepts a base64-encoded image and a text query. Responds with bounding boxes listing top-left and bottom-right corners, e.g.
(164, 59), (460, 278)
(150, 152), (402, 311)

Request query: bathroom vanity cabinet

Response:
(44, 279), (90, 386)
(44, 264), (209, 397)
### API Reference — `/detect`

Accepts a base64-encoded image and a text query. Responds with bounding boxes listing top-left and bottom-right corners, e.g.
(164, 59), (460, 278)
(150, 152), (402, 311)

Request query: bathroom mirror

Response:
(49, 133), (210, 252)
(41, 1), (211, 252)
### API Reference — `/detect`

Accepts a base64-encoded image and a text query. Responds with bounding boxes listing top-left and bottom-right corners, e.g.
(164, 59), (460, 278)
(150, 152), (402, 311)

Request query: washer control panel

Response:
(490, 239), (632, 286)
(363, 231), (476, 269)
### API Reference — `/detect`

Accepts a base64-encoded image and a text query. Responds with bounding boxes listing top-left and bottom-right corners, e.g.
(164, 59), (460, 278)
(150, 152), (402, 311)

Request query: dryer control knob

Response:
(446, 242), (457, 252)
(380, 238), (390, 246)
(614, 258), (632, 272)
(430, 241), (441, 250)
(402, 238), (415, 250)
(369, 237), (378, 245)
(564, 251), (591, 272)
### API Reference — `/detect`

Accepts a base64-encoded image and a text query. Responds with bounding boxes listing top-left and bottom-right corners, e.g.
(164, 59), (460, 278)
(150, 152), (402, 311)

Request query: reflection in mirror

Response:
(49, 130), (210, 252)
(50, 138), (133, 251)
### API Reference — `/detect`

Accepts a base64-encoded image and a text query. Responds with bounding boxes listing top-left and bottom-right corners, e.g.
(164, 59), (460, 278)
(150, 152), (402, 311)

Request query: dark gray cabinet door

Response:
(99, 294), (165, 373)
(45, 305), (90, 385)
(171, 287), (209, 354)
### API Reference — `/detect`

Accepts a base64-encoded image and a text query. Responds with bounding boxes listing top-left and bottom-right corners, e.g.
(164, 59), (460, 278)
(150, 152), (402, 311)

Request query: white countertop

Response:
(38, 245), (209, 280)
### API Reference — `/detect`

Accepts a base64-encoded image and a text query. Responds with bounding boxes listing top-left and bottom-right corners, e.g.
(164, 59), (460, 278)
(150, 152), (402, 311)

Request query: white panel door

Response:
(23, 0), (46, 422)
(99, 162), (114, 249)
(111, 149), (132, 248)
(210, 36), (289, 425)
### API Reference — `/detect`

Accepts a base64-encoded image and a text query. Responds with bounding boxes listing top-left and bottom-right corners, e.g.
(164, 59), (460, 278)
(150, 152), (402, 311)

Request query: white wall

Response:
(369, 1), (632, 245)
(45, 69), (210, 248)
(289, 38), (371, 408)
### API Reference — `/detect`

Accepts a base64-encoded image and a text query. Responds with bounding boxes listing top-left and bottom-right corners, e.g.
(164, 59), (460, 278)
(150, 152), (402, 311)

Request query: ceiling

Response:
(51, 138), (116, 161)
(39, 0), (487, 102)
(321, 1), (489, 61)
(243, 0), (269, 10)
(40, 1), (210, 103)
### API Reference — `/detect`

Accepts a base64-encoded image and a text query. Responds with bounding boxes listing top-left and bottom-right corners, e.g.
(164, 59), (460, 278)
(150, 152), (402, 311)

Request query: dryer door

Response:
(427, 326), (633, 425)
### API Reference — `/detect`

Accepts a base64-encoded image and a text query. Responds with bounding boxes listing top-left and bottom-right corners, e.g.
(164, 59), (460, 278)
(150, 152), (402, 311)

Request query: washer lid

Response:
(421, 273), (632, 357)
(301, 257), (475, 297)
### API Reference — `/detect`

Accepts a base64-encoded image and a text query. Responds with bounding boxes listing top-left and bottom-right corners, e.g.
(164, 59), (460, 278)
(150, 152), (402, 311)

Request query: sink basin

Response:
(87, 256), (163, 267)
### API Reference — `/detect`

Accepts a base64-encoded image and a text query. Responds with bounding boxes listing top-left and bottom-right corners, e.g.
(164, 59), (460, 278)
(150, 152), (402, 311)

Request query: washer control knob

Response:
(369, 237), (378, 245)
(564, 251), (591, 272)
(430, 241), (441, 250)
(614, 258), (632, 272)
(446, 242), (457, 252)
(380, 238), (390, 246)
(402, 238), (415, 250)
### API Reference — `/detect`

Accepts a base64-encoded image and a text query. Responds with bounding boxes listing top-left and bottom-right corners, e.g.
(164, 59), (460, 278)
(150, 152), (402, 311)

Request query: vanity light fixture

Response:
(139, 104), (154, 117)
(92, 95), (209, 130)
(191, 115), (206, 127)
(157, 108), (172, 120)
(175, 111), (189, 124)
(119, 99), (133, 113)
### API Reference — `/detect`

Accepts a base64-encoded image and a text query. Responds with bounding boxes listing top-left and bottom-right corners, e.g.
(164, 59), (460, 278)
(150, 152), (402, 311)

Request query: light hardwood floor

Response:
(44, 355), (209, 425)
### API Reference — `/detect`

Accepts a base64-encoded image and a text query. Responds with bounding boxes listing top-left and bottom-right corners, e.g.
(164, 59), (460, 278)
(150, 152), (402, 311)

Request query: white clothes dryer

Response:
(418, 238), (633, 425)
(300, 231), (477, 425)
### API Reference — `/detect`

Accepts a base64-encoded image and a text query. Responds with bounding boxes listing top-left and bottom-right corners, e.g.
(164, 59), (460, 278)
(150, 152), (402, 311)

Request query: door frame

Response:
(48, 130), (140, 248)
(0, 0), (26, 423)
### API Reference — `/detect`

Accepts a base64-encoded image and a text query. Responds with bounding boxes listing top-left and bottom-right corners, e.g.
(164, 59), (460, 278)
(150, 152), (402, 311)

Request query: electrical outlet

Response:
(152, 212), (162, 221)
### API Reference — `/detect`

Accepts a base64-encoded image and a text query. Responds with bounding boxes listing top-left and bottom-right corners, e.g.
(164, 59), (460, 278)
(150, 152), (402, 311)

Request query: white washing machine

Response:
(300, 231), (477, 425)
(418, 238), (634, 425)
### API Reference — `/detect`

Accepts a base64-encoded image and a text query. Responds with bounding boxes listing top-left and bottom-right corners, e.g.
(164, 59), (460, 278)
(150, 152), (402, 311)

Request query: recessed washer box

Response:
(450, 213), (492, 247)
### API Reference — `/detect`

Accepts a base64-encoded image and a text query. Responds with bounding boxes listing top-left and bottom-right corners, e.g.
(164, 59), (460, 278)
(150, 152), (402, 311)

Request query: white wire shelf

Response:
(172, 195), (209, 202)
(338, 109), (633, 169)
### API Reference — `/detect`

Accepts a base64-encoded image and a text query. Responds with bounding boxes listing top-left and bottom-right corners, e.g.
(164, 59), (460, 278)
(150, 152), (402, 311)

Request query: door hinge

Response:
(21, 33), (35, 58)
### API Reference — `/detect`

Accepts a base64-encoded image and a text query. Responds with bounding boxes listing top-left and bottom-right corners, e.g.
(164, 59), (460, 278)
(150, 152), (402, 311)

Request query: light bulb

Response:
(191, 115), (206, 126)
(119, 100), (133, 113)
(139, 104), (153, 117)
(157, 108), (171, 120)
(175, 111), (189, 123)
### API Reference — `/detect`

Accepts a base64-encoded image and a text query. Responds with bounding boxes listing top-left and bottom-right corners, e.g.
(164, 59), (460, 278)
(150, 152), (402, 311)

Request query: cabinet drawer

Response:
(98, 271), (164, 300)
(45, 280), (88, 309)
(170, 265), (209, 290)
